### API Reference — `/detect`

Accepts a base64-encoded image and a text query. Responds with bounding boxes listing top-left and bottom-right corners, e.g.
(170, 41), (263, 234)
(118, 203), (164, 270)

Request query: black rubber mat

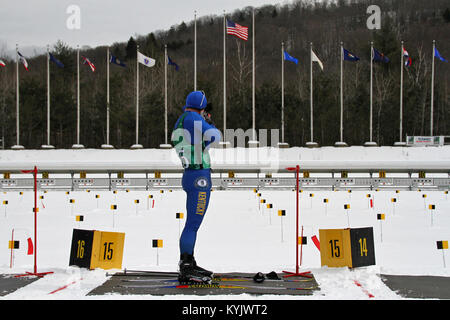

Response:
(88, 272), (319, 296)
(0, 274), (40, 297)
(380, 274), (450, 299)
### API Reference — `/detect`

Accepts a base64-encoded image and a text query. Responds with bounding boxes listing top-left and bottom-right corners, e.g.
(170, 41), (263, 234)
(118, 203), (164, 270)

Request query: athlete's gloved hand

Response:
(202, 112), (214, 126)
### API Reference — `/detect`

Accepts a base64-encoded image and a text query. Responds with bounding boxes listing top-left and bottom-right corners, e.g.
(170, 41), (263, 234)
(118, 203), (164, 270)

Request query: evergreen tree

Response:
(125, 37), (137, 61)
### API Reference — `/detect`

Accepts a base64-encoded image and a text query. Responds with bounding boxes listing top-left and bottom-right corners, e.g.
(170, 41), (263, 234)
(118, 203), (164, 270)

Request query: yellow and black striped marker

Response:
(437, 241), (448, 250)
(176, 212), (184, 219)
(152, 239), (163, 248)
(8, 240), (19, 249)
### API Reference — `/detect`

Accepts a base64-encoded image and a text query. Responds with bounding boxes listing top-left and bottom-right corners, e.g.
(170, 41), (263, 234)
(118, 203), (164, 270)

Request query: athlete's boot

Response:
(178, 253), (212, 283)
(192, 256), (214, 278)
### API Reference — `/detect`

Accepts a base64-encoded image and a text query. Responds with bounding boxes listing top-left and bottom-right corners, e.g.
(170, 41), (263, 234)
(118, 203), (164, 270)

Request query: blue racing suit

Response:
(172, 111), (221, 255)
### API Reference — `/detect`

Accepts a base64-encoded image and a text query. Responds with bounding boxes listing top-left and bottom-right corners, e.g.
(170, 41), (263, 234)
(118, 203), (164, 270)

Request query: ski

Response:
(112, 269), (178, 277)
(119, 282), (318, 291)
(121, 277), (313, 283)
(112, 269), (314, 282)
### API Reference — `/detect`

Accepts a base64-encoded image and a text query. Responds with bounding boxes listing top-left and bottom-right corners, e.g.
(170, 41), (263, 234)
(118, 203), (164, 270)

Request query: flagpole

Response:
(16, 44), (19, 146)
(252, 7), (255, 140)
(12, 44), (24, 149)
(194, 10), (197, 91)
(137, 44), (139, 145)
(131, 44), (142, 149)
(306, 42), (318, 148)
(219, 12), (230, 148)
(77, 45), (80, 145)
(223, 11), (226, 137)
(310, 43), (314, 145)
(248, 7), (259, 147)
(164, 44), (168, 145)
(278, 43), (289, 148)
(400, 41), (404, 142)
(370, 42), (373, 143)
(430, 40), (435, 137)
(47, 45), (50, 146)
(340, 42), (344, 142)
(281, 42), (284, 143)
(340, 42), (343, 142)
(335, 42), (347, 147)
(159, 46), (172, 149)
(43, 45), (54, 149)
(72, 45), (84, 149)
(102, 46), (113, 148)
(107, 47), (110, 146)
(364, 42), (377, 147)
(396, 41), (405, 146)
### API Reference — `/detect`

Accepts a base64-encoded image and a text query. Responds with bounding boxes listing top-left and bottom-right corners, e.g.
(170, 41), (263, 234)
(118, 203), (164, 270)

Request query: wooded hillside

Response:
(0, 0), (449, 148)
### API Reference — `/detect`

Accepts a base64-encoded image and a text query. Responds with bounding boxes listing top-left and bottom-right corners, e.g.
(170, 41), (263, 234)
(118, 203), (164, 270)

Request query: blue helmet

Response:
(183, 91), (207, 110)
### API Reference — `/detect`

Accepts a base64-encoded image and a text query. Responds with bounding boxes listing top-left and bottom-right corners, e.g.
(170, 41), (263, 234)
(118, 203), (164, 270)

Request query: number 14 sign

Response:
(319, 227), (375, 268)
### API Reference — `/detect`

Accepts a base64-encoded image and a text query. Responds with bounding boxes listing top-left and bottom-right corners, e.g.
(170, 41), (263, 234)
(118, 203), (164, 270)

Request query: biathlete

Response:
(171, 90), (221, 283)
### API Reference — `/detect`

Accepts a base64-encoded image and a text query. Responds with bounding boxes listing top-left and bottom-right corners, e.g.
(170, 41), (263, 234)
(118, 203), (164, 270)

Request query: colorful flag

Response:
(18, 51), (29, 70)
(226, 20), (248, 41)
(49, 53), (64, 68)
(110, 54), (126, 67)
(343, 48), (359, 61)
(137, 52), (155, 67)
(403, 48), (412, 67)
(0, 60), (5, 67)
(311, 50), (324, 70)
(372, 48), (389, 63)
(82, 56), (96, 72)
(434, 47), (448, 62)
(283, 51), (298, 64)
(168, 56), (179, 71)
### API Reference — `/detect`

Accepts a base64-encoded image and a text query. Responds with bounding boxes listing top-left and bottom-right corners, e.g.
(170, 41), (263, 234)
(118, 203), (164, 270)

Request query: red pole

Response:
(34, 166), (37, 274)
(14, 166), (53, 278)
(282, 165), (312, 278)
(295, 165), (299, 274)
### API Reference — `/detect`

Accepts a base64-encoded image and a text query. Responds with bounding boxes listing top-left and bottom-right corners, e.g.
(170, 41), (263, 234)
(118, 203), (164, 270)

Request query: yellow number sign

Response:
(319, 227), (375, 268)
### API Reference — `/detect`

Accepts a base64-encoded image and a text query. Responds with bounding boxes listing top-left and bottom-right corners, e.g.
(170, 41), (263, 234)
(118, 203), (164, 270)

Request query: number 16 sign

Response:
(69, 229), (125, 270)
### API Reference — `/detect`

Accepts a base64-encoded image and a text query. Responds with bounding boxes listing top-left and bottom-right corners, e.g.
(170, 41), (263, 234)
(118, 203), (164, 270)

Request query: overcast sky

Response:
(0, 0), (285, 58)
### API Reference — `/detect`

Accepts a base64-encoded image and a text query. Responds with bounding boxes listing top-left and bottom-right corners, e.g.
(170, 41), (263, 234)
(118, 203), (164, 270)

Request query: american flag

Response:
(226, 20), (248, 41)
(81, 56), (96, 72)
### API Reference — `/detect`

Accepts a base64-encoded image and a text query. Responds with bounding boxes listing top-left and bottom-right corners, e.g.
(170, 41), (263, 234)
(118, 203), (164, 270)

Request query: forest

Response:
(0, 0), (449, 149)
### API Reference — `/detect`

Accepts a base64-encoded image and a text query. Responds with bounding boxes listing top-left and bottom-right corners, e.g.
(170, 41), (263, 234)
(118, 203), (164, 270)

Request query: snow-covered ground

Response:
(0, 146), (449, 300)
(1, 186), (449, 300)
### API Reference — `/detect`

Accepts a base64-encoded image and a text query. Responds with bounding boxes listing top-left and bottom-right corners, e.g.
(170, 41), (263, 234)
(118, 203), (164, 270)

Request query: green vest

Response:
(172, 112), (211, 170)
